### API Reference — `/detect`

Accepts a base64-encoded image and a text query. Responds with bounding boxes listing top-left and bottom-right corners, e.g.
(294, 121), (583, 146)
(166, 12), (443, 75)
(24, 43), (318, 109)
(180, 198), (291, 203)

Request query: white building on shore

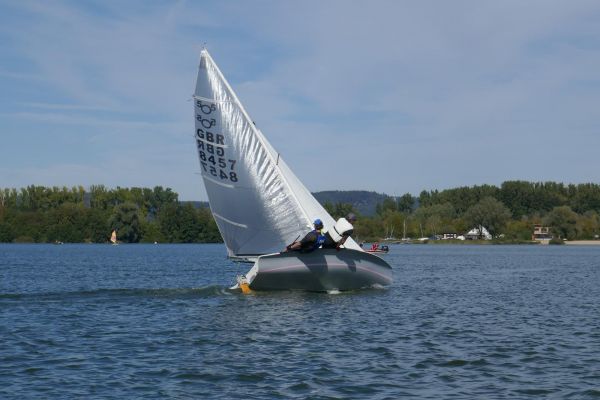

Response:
(465, 226), (492, 240)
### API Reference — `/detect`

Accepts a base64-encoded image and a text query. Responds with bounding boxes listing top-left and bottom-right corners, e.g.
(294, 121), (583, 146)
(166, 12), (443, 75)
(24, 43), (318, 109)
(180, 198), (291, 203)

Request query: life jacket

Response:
(324, 218), (354, 242)
(312, 229), (326, 250)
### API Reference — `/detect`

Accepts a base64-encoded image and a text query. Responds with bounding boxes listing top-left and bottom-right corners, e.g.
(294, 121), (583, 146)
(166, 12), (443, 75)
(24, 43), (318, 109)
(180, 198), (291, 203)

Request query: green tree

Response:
(504, 219), (534, 241)
(414, 203), (456, 237)
(45, 203), (88, 242)
(158, 203), (183, 242)
(352, 216), (380, 243)
(140, 220), (165, 243)
(577, 211), (600, 239)
(376, 197), (397, 215)
(0, 206), (14, 242)
(397, 193), (415, 214)
(196, 207), (222, 242)
(544, 206), (578, 240)
(571, 184), (600, 214)
(84, 208), (111, 243)
(9, 210), (46, 242)
(108, 202), (141, 243)
(499, 181), (536, 218)
(464, 197), (511, 238)
(324, 202), (356, 220)
(156, 203), (219, 243)
(177, 203), (204, 243)
(380, 210), (405, 239)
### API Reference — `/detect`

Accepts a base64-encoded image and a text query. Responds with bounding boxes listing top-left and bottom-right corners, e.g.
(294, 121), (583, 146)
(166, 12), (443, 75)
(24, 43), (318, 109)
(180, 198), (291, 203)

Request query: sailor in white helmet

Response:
(322, 213), (357, 250)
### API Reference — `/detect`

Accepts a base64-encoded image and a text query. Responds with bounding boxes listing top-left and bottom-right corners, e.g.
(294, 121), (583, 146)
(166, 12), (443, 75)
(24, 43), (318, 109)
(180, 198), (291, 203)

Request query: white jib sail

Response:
(193, 49), (362, 257)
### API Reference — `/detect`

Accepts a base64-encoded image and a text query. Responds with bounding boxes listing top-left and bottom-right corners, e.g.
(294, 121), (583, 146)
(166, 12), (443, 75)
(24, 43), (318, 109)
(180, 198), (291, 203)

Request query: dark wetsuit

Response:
(297, 230), (326, 252)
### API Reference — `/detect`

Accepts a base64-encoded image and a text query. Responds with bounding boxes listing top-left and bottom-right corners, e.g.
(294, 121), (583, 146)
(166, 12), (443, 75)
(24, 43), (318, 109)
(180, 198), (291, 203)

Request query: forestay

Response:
(193, 49), (362, 258)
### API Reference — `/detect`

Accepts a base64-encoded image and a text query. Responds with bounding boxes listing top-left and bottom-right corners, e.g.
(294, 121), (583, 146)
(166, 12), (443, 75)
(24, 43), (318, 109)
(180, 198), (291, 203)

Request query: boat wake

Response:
(0, 286), (234, 302)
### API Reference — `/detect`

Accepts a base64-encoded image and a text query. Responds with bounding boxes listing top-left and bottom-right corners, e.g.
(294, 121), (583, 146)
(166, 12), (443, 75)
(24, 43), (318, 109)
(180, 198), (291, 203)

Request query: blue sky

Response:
(1, 1), (599, 200)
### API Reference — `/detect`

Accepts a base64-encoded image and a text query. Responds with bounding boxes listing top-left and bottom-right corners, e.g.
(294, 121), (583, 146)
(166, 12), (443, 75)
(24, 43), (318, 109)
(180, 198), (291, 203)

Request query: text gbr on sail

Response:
(195, 100), (239, 182)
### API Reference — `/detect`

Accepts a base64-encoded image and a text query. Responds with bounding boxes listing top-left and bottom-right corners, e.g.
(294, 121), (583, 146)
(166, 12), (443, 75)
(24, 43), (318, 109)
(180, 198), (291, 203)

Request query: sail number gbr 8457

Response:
(195, 100), (238, 183)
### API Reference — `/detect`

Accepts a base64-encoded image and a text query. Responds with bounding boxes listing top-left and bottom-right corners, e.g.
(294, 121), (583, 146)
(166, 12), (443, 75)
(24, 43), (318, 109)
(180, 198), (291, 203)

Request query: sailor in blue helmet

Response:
(285, 219), (326, 252)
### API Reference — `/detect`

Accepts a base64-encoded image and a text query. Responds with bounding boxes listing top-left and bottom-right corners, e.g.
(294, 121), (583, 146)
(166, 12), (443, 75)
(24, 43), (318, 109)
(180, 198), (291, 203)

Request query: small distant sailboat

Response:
(401, 219), (411, 244)
(193, 49), (392, 291)
(110, 230), (118, 245)
(382, 225), (397, 241)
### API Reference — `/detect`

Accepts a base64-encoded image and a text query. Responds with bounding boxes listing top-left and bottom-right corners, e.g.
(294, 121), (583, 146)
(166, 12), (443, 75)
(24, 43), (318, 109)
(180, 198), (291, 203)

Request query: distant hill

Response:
(188, 191), (390, 216)
(312, 190), (391, 216)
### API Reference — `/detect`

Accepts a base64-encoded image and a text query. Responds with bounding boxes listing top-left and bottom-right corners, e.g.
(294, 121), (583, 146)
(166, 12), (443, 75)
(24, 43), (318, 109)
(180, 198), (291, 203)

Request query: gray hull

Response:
(247, 249), (393, 292)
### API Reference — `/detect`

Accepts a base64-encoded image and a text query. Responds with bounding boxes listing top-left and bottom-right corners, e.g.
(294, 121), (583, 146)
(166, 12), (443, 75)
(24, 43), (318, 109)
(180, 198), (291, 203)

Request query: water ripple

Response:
(1, 244), (600, 399)
(0, 285), (232, 303)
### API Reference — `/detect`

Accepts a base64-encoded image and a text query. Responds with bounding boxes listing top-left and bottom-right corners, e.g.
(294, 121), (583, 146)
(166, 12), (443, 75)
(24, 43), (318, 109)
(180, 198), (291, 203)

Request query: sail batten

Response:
(192, 95), (232, 104)
(203, 175), (235, 188)
(213, 212), (248, 228)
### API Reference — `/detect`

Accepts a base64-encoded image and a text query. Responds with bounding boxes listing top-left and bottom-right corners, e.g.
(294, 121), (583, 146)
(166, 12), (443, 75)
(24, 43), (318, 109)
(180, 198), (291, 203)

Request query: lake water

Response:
(1, 243), (599, 399)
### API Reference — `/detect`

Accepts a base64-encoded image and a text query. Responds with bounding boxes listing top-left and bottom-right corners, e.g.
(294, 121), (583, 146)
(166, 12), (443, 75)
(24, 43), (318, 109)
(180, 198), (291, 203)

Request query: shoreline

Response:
(564, 240), (600, 246)
(372, 239), (600, 246)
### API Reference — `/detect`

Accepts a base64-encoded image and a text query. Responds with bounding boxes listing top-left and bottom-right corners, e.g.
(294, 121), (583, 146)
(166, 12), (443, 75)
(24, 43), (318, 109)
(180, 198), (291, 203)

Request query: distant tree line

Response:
(2, 181), (599, 244)
(0, 185), (221, 243)
(324, 181), (600, 242)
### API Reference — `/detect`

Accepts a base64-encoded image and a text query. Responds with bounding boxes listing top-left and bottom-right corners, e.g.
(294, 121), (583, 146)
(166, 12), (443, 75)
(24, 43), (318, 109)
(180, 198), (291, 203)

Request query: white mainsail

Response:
(193, 49), (361, 258)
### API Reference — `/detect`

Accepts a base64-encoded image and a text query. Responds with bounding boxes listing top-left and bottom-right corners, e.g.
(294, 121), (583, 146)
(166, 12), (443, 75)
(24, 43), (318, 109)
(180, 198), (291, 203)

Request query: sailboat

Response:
(110, 230), (118, 245)
(193, 49), (392, 291)
(401, 219), (411, 243)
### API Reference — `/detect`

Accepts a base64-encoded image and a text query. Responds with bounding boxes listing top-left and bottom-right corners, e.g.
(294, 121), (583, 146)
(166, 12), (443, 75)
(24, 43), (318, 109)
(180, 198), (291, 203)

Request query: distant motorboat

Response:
(364, 243), (390, 254)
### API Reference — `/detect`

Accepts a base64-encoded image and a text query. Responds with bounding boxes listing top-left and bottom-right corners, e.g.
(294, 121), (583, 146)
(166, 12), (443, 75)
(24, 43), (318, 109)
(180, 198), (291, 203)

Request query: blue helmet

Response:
(313, 219), (323, 229)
